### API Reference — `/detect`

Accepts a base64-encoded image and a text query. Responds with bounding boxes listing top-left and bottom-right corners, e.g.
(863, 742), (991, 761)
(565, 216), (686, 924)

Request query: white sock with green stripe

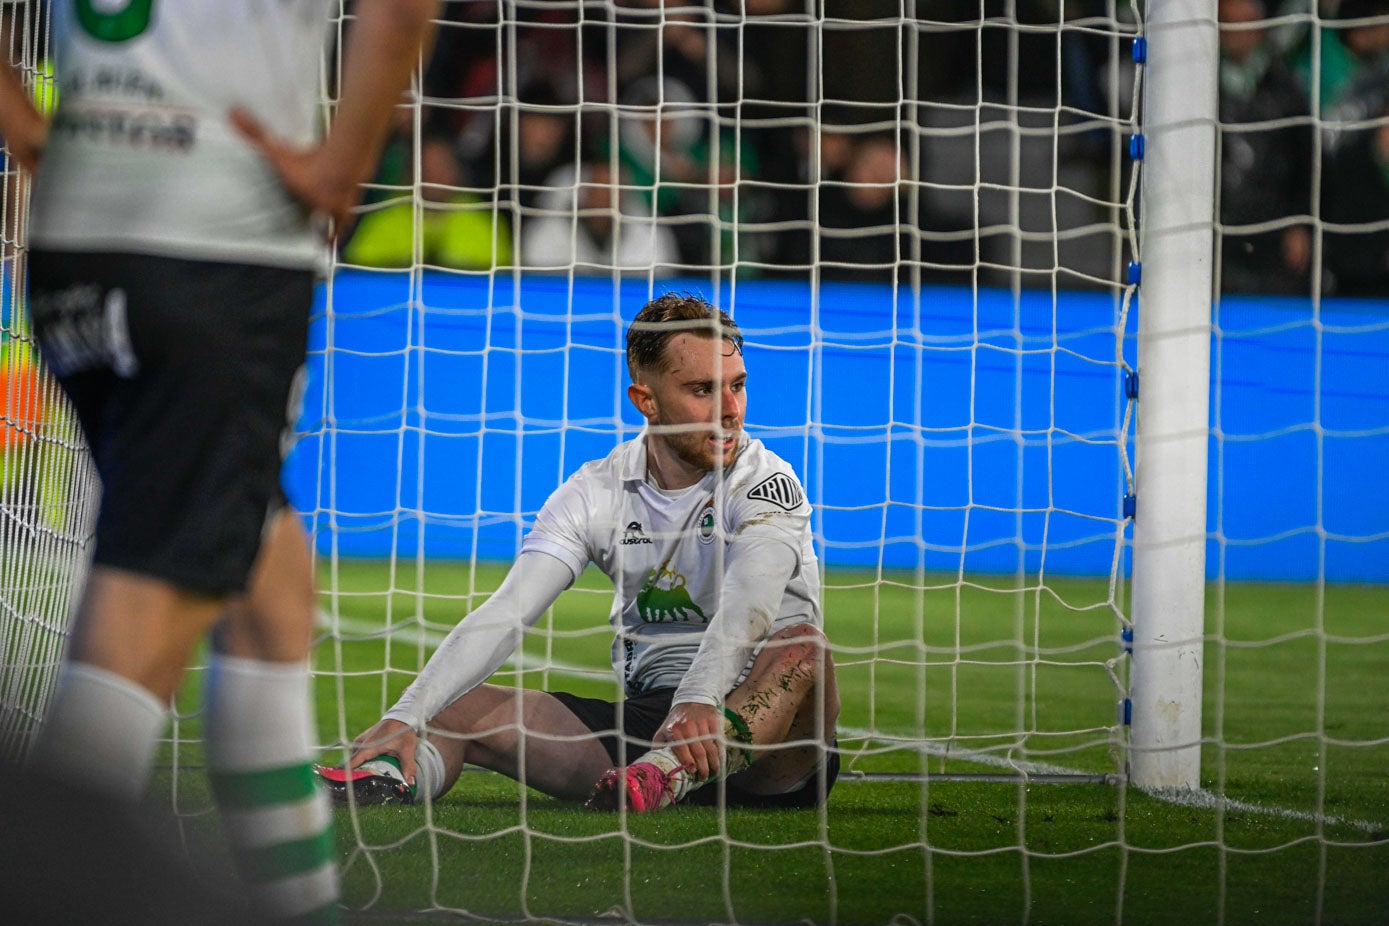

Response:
(28, 661), (166, 801)
(204, 653), (338, 924)
(414, 736), (447, 801)
(355, 735), (446, 802)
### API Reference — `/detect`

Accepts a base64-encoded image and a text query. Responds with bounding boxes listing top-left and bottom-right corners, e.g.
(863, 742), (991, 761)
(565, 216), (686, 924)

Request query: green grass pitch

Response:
(163, 561), (1387, 925)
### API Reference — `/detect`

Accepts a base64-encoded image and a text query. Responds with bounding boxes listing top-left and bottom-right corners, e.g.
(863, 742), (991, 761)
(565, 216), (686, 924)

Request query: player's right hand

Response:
(228, 106), (361, 235)
(656, 702), (723, 782)
(349, 718), (418, 787)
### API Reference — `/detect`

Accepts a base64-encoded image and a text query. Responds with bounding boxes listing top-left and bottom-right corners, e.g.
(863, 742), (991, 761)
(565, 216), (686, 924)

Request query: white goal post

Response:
(1129, 0), (1216, 791)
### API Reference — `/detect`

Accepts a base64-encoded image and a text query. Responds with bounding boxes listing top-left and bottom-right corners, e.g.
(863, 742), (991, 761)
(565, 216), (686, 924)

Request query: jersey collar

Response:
(620, 433), (652, 485)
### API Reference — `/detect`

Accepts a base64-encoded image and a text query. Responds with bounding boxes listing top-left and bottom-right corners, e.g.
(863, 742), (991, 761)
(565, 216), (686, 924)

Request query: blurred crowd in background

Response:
(0, 1), (1382, 295)
(341, 0), (1389, 296)
(1218, 0), (1389, 297)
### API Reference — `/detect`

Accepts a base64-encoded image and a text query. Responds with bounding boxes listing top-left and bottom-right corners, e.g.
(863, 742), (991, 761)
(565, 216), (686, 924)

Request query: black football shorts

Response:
(28, 250), (313, 595)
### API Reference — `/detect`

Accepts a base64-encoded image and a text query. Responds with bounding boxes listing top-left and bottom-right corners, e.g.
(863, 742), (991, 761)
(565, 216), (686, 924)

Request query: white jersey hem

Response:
(28, 231), (323, 271)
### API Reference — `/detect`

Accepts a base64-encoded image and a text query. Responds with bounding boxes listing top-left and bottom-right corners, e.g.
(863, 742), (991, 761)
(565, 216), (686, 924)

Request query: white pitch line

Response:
(835, 726), (1094, 780)
(836, 725), (1386, 835)
(1135, 787), (1385, 835)
(319, 612), (1386, 834)
(317, 611), (450, 647)
(316, 611), (609, 677)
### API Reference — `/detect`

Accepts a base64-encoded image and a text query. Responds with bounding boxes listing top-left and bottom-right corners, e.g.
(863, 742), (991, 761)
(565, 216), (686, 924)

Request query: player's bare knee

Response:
(766, 624), (831, 682)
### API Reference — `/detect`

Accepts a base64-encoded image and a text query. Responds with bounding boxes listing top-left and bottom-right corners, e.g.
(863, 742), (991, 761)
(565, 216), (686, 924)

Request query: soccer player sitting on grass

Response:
(319, 293), (839, 812)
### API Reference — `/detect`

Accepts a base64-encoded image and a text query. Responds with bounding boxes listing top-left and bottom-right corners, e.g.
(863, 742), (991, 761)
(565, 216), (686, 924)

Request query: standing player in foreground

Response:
(0, 1), (436, 920)
(324, 294), (840, 812)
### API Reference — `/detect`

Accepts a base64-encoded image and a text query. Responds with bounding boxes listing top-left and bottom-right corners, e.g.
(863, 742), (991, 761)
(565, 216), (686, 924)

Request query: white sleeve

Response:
(518, 471), (592, 579)
(383, 551), (575, 729)
(671, 536), (798, 707)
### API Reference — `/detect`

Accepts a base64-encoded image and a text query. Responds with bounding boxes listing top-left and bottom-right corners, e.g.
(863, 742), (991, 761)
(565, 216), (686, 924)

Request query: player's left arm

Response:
(659, 534), (800, 780)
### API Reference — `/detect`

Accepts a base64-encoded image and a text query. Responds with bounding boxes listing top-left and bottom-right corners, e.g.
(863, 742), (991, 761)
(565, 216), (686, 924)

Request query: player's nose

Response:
(718, 384), (743, 424)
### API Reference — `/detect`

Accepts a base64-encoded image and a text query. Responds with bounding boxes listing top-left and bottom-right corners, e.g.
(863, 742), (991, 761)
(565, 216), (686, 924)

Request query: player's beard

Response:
(657, 419), (741, 476)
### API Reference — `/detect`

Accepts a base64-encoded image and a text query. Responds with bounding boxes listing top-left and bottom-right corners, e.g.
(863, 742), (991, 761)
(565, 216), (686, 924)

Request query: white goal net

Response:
(0, 0), (97, 766)
(2, 1), (1386, 923)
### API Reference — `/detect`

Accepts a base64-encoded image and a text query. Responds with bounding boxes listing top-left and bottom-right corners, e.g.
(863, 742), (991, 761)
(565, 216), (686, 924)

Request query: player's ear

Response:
(628, 382), (657, 420)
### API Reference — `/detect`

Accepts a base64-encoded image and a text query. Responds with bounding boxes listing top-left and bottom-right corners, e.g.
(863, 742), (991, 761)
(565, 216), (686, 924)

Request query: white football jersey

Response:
(29, 0), (334, 268)
(522, 433), (822, 696)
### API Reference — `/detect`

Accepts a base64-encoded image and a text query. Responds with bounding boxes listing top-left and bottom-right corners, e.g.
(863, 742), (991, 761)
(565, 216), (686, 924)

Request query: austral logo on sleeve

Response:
(747, 473), (804, 511)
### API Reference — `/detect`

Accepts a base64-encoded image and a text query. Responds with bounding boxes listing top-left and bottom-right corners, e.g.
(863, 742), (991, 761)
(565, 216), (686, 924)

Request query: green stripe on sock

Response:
(721, 706), (753, 744)
(209, 763), (319, 810)
(240, 829), (335, 883)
